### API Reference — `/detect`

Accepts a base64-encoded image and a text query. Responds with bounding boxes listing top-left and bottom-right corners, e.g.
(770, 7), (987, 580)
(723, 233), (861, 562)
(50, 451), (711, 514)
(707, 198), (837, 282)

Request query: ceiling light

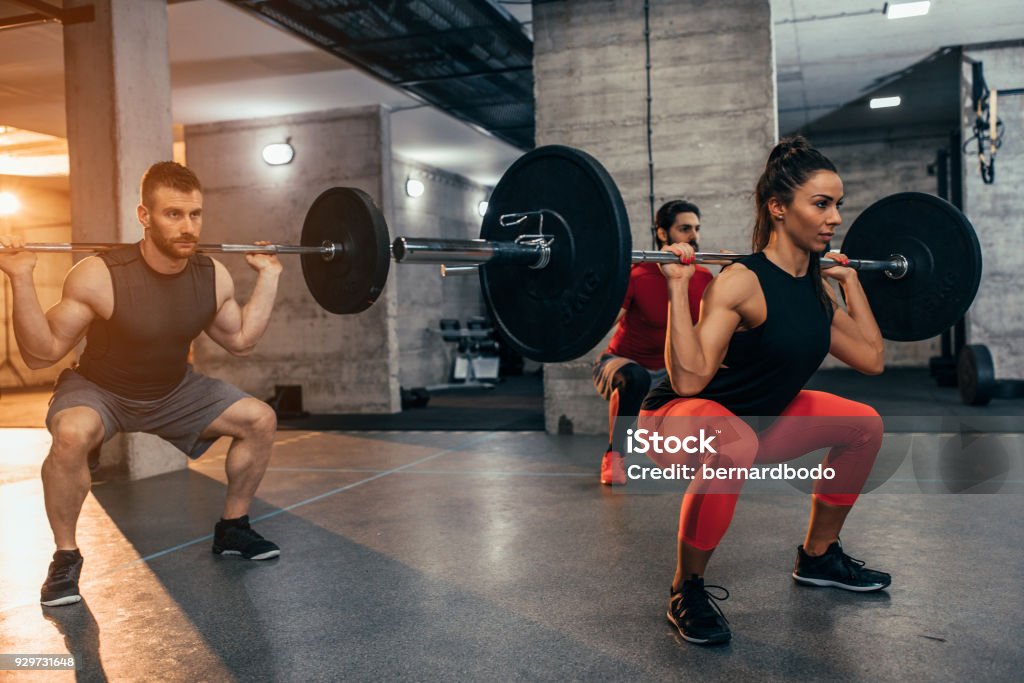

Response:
(885, 2), (930, 20)
(405, 178), (425, 198)
(0, 126), (69, 176)
(0, 154), (69, 176)
(870, 96), (902, 109)
(261, 140), (294, 166)
(477, 200), (489, 217)
(0, 192), (20, 216)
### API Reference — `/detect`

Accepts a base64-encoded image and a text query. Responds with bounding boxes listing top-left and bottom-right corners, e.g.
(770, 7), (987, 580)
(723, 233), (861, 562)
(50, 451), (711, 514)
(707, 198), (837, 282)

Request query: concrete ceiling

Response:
(0, 0), (1022, 185)
(774, 0), (1024, 133)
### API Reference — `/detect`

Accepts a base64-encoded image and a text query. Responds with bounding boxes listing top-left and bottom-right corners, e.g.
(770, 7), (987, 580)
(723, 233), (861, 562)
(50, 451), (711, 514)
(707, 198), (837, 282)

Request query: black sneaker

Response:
(212, 515), (280, 560)
(666, 577), (732, 645)
(40, 549), (83, 607)
(793, 541), (890, 592)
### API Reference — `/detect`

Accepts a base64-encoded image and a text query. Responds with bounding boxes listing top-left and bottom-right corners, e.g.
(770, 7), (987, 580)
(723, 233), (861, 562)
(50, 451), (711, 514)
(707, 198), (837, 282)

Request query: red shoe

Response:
(600, 451), (626, 486)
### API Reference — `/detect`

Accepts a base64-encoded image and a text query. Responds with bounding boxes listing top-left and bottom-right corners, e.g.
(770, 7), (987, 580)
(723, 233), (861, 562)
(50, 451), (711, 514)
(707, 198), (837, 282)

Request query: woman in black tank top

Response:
(642, 138), (892, 646)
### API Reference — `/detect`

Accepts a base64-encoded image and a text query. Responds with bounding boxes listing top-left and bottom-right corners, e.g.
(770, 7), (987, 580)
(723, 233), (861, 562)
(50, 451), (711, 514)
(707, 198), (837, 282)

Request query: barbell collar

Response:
(883, 254), (909, 280)
(391, 237), (548, 268)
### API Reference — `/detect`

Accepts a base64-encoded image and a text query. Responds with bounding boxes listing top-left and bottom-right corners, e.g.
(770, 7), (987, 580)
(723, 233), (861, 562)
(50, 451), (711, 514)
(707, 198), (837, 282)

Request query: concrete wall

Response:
(810, 133), (950, 368)
(185, 106), (401, 413)
(961, 44), (1024, 379)
(533, 0), (777, 434)
(0, 176), (74, 389)
(391, 157), (488, 389)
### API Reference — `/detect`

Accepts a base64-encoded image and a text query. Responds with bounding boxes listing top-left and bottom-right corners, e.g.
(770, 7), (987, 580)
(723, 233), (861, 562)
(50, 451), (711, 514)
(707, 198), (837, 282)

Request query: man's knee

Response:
(49, 410), (104, 463)
(242, 400), (277, 438)
(614, 363), (652, 400)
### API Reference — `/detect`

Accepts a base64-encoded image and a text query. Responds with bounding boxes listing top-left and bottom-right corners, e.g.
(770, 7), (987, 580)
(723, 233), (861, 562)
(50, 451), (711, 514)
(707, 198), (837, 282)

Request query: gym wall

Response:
(961, 42), (1024, 382)
(390, 158), (488, 389)
(185, 105), (402, 414)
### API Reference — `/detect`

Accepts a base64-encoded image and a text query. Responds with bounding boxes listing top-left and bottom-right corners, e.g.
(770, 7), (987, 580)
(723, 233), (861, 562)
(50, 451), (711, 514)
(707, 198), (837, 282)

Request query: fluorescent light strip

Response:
(886, 1), (931, 20)
(870, 96), (902, 109)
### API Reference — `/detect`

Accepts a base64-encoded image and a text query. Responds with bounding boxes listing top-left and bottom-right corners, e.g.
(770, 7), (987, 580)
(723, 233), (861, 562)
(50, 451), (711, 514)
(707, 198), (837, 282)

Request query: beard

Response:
(149, 230), (197, 260)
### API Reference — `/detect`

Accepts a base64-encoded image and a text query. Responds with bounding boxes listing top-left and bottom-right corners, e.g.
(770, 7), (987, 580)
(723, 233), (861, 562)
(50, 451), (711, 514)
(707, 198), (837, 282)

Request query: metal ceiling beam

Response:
(1, 1), (93, 31)
(225, 0), (534, 149)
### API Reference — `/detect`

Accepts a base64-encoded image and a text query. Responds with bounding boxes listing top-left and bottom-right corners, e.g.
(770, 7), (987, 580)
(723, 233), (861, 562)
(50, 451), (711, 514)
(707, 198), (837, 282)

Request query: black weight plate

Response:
(300, 187), (391, 314)
(958, 343), (996, 406)
(479, 146), (631, 363)
(841, 192), (982, 342)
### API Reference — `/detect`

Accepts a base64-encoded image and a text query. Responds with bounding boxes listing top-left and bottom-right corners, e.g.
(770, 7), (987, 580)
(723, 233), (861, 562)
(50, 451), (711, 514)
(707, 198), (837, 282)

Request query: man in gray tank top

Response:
(0, 162), (284, 607)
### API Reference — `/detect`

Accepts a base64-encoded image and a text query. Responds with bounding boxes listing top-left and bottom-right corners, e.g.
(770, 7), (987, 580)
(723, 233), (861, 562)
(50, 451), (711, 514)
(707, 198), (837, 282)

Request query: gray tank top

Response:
(77, 243), (217, 400)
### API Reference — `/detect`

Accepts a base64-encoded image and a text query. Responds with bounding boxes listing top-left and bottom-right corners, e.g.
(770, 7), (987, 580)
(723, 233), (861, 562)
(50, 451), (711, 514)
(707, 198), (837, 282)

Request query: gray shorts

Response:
(46, 366), (251, 459)
(592, 353), (668, 401)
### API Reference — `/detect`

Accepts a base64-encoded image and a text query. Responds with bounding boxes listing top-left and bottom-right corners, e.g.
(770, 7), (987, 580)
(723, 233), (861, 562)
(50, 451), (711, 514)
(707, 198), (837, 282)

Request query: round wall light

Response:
(262, 140), (295, 166)
(405, 178), (425, 198)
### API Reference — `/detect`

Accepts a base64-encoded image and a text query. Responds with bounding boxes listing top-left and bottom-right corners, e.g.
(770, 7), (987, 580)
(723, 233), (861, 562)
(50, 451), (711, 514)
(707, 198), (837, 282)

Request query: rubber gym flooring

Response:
(1, 370), (1022, 681)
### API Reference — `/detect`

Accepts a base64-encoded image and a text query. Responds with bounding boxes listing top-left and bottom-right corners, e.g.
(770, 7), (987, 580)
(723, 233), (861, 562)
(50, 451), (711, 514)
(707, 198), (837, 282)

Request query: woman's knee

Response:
(849, 404), (884, 449)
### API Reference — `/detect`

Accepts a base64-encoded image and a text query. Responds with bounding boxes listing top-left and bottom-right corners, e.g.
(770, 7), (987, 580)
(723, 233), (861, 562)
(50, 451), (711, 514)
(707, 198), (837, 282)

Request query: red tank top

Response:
(606, 262), (712, 369)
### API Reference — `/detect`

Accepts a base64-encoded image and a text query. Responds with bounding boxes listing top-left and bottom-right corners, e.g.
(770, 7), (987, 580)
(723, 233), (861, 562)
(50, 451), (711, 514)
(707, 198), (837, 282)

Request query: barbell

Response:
(0, 146), (983, 363)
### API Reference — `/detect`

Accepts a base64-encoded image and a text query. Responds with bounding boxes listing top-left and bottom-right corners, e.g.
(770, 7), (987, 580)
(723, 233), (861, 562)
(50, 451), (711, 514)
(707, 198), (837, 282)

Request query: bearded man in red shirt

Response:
(592, 200), (713, 485)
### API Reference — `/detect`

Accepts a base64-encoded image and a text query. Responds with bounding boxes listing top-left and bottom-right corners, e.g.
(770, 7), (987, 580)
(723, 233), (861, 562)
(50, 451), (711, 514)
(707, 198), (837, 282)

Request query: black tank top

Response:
(77, 243), (217, 400)
(643, 252), (833, 416)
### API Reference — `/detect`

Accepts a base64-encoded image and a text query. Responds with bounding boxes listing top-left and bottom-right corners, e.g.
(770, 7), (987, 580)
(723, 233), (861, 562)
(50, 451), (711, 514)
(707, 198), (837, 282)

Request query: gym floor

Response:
(1, 373), (1022, 681)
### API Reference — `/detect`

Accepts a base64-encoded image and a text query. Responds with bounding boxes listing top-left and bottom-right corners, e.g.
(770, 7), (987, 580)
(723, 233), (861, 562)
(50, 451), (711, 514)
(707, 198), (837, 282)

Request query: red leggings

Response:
(638, 390), (882, 550)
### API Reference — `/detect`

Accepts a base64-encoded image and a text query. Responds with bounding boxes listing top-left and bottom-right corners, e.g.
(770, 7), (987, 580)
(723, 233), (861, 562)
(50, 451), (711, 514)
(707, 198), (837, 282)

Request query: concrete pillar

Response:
(533, 0), (777, 434)
(961, 43), (1024, 380)
(63, 0), (185, 479)
(185, 106), (401, 413)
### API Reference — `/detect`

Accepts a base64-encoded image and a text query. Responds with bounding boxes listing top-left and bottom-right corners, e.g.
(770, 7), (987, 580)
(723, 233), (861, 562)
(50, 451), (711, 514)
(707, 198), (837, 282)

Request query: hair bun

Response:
(779, 135), (810, 151)
(767, 135), (812, 165)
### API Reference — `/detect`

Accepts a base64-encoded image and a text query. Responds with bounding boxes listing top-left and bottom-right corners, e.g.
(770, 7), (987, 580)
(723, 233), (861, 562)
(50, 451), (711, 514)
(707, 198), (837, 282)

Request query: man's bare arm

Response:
(10, 258), (105, 369)
(204, 258), (281, 357)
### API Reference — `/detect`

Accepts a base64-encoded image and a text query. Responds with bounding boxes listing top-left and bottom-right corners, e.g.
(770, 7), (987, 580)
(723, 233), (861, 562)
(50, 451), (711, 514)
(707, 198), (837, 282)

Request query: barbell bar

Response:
(0, 239), (910, 278)
(394, 237), (910, 279)
(1, 241), (341, 259)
